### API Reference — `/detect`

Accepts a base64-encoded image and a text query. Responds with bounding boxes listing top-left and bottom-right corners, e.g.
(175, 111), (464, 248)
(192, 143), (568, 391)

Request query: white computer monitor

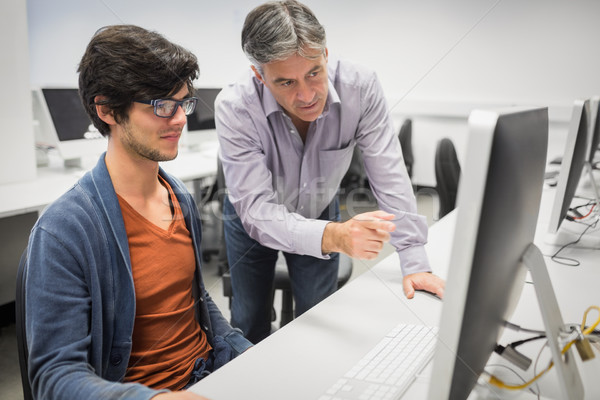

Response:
(32, 88), (107, 167)
(585, 96), (600, 195)
(546, 99), (600, 249)
(183, 87), (220, 150)
(428, 107), (584, 399)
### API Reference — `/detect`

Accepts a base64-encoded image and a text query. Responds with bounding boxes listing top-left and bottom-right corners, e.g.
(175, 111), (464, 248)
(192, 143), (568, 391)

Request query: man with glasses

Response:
(216, 0), (445, 344)
(25, 25), (251, 400)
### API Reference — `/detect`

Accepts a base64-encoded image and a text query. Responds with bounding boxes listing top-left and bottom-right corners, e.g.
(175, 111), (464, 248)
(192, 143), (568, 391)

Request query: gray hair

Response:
(241, 0), (326, 74)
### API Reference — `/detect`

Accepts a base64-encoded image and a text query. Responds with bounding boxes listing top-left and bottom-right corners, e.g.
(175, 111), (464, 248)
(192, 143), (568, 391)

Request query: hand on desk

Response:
(322, 210), (396, 259)
(402, 272), (445, 299)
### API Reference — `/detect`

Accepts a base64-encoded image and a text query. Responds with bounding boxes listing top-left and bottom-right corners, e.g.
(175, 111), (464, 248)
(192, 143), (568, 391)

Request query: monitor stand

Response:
(463, 244), (584, 400)
(181, 128), (218, 152)
(519, 244), (584, 400)
(63, 157), (82, 169)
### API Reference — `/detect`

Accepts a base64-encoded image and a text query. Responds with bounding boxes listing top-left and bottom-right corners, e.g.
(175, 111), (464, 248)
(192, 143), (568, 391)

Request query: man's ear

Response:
(251, 65), (266, 85)
(94, 95), (116, 126)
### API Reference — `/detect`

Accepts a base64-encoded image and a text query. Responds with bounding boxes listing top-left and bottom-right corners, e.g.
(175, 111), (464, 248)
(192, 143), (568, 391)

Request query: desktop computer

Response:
(31, 88), (107, 168)
(546, 99), (600, 250)
(428, 107), (584, 400)
(319, 107), (586, 400)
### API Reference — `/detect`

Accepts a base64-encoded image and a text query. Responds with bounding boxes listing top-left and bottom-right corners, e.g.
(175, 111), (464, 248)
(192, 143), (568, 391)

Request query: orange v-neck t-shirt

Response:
(120, 176), (211, 390)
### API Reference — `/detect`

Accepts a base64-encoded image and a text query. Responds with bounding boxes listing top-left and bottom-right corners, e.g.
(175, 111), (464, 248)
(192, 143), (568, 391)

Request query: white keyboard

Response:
(319, 323), (438, 400)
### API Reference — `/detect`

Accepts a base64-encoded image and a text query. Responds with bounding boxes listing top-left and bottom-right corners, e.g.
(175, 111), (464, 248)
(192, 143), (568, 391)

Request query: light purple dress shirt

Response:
(215, 59), (431, 276)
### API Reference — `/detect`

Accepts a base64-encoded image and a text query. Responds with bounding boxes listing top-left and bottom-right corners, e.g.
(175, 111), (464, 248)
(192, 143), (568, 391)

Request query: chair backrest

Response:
(398, 119), (414, 178)
(15, 249), (33, 400)
(435, 138), (461, 219)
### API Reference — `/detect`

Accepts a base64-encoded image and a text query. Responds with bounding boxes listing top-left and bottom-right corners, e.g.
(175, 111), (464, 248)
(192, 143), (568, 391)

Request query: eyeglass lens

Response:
(155, 98), (196, 117)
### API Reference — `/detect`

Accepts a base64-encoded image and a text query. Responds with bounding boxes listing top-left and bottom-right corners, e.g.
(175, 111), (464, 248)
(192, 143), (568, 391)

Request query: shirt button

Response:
(300, 206), (304, 210)
(302, 182), (307, 188)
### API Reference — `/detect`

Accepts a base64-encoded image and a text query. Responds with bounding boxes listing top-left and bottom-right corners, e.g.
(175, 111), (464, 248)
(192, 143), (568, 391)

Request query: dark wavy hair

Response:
(78, 25), (199, 136)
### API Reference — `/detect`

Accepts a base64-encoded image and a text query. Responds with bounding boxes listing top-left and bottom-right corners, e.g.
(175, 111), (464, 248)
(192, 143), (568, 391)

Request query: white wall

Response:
(27, 0), (600, 185)
(27, 0), (259, 88)
(1, 0), (36, 185)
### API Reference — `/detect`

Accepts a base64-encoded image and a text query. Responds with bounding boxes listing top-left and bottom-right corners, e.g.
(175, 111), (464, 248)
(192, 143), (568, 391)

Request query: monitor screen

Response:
(547, 100), (590, 234)
(187, 88), (221, 131)
(42, 88), (97, 141)
(427, 107), (582, 399)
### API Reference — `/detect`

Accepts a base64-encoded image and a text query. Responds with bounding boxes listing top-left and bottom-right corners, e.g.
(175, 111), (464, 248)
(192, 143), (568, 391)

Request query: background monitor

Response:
(184, 87), (220, 149)
(547, 99), (596, 236)
(588, 96), (600, 164)
(187, 87), (221, 131)
(32, 88), (106, 166)
(585, 96), (600, 207)
(427, 107), (584, 399)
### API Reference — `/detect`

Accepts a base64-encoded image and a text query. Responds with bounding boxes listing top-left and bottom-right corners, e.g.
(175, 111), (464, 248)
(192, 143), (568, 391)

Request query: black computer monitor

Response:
(428, 107), (584, 399)
(43, 88), (93, 141)
(32, 88), (106, 165)
(187, 87), (220, 131)
(184, 87), (221, 149)
(547, 100), (590, 234)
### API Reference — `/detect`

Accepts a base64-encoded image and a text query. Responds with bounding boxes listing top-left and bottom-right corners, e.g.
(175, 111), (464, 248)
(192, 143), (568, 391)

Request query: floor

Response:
(0, 188), (438, 399)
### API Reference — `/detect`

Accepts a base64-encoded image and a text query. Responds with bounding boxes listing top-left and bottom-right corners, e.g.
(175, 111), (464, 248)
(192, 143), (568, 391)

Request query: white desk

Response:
(189, 186), (600, 399)
(0, 140), (219, 219)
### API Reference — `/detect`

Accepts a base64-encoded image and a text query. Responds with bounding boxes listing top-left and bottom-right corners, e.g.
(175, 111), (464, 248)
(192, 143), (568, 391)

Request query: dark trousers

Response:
(223, 196), (340, 343)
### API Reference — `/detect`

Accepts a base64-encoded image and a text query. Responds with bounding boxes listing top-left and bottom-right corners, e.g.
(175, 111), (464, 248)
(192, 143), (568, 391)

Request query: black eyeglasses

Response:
(135, 97), (198, 118)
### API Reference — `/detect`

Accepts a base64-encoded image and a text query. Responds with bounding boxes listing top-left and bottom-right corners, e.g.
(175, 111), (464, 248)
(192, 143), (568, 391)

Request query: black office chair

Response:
(434, 138), (461, 219)
(398, 118), (414, 179)
(15, 250), (33, 400)
(273, 252), (352, 327)
(340, 147), (368, 195)
(213, 159), (229, 276)
(198, 158), (229, 273)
